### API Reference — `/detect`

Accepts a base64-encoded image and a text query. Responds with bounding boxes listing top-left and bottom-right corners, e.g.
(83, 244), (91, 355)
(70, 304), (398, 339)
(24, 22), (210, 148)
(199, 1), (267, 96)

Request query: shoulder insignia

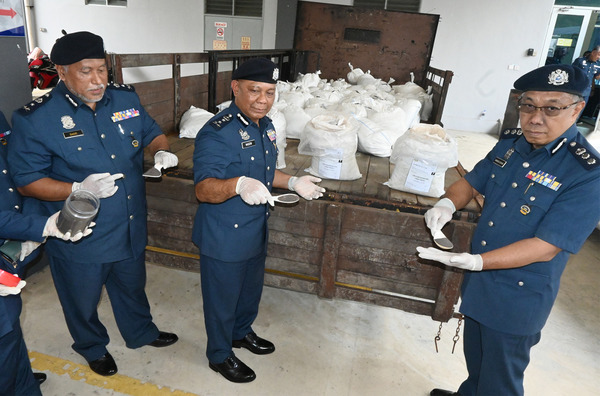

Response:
(211, 113), (234, 130)
(500, 128), (523, 139)
(107, 83), (135, 92)
(236, 112), (250, 126)
(17, 92), (53, 115)
(567, 141), (599, 170)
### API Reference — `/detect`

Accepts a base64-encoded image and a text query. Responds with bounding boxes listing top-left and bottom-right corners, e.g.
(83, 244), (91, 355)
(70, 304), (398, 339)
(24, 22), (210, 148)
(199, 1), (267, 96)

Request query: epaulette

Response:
(567, 141), (599, 170)
(107, 82), (135, 92)
(211, 113), (234, 130)
(17, 92), (53, 115)
(499, 128), (523, 139)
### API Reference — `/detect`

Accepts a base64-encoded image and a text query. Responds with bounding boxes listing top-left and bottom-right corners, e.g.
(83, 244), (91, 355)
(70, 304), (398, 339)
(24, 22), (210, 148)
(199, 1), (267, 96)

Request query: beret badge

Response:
(273, 68), (279, 81)
(548, 69), (569, 86)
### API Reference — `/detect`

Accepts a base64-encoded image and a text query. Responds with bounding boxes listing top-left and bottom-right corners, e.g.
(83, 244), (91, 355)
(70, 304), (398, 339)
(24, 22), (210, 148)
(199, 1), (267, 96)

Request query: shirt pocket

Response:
(513, 184), (556, 228)
(58, 133), (104, 171)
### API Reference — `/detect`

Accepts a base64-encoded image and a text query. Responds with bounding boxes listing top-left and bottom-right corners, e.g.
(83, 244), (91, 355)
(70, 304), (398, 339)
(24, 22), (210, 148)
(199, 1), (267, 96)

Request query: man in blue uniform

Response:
(0, 110), (92, 394)
(7, 31), (180, 377)
(418, 64), (600, 396)
(572, 46), (600, 114)
(193, 58), (325, 383)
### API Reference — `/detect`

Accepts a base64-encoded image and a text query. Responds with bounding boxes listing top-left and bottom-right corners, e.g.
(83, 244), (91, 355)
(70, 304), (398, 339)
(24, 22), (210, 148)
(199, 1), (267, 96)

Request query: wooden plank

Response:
(334, 287), (434, 318)
(336, 270), (438, 300)
(264, 256), (320, 278)
(318, 204), (343, 298)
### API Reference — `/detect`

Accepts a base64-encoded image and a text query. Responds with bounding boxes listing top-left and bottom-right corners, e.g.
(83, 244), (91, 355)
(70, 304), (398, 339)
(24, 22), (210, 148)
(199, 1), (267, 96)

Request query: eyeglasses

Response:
(517, 101), (580, 117)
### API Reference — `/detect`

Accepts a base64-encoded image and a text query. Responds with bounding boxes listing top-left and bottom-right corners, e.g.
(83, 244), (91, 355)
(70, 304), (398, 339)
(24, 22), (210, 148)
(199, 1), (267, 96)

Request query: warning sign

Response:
(215, 22), (227, 28)
(241, 36), (251, 50)
(213, 40), (227, 50)
(216, 27), (225, 40)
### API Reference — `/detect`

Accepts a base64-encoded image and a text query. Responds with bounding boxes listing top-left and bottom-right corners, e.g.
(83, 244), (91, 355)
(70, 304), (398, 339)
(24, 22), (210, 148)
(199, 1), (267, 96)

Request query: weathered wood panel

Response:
(294, 2), (438, 85)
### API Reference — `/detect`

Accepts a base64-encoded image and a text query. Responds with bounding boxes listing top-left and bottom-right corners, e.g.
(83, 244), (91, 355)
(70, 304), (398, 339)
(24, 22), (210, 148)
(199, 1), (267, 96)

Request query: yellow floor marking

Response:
(29, 351), (199, 396)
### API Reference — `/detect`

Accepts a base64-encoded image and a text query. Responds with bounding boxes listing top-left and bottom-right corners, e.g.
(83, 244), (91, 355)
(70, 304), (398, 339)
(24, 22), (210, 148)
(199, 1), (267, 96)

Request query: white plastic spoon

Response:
(272, 193), (300, 205)
(433, 229), (454, 250)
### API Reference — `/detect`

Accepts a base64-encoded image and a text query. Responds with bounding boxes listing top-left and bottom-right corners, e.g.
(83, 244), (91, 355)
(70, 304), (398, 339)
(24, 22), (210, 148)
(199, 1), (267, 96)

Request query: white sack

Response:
(386, 124), (458, 197)
(395, 98), (422, 130)
(355, 116), (396, 157)
(281, 104), (311, 139)
(268, 107), (287, 169)
(298, 113), (361, 180)
(179, 106), (215, 139)
(347, 63), (364, 84)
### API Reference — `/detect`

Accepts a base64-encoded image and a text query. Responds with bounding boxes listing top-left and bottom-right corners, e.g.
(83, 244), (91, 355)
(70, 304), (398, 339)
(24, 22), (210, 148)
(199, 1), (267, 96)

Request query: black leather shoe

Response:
(430, 389), (461, 396)
(209, 355), (256, 383)
(148, 331), (179, 347)
(232, 332), (275, 355)
(33, 372), (47, 385)
(89, 352), (118, 376)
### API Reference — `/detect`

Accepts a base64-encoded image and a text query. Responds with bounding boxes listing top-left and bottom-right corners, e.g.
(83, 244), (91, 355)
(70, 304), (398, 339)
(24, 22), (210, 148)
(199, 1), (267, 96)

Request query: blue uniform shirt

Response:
(572, 56), (600, 93)
(192, 101), (278, 262)
(460, 125), (600, 335)
(0, 111), (46, 338)
(8, 82), (164, 263)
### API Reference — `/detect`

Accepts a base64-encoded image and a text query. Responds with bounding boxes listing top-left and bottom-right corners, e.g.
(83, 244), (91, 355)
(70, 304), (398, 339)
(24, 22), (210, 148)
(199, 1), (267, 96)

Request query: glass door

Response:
(541, 7), (592, 66)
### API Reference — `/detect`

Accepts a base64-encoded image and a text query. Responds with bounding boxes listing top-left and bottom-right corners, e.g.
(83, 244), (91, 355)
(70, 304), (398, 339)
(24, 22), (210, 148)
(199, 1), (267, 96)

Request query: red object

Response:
(28, 55), (59, 90)
(0, 270), (20, 287)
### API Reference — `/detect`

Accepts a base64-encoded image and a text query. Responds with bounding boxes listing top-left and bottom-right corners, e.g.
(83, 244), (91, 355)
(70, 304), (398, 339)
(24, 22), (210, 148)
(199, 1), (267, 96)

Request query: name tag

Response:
(242, 140), (256, 149)
(63, 130), (84, 139)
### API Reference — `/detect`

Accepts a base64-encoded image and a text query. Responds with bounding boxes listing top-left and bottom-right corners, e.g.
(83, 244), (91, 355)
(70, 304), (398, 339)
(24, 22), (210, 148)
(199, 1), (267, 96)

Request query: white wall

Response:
(420, 0), (555, 133)
(28, 0), (556, 133)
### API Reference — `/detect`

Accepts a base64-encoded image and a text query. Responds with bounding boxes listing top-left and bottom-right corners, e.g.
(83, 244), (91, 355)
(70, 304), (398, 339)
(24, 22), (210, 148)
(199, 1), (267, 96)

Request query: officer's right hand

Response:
(42, 211), (95, 242)
(235, 176), (275, 206)
(72, 173), (124, 198)
(424, 198), (455, 236)
(0, 280), (26, 297)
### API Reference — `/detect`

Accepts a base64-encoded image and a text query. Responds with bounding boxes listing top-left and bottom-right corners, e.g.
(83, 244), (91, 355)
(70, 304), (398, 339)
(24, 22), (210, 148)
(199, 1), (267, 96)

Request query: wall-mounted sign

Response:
(213, 40), (227, 50)
(241, 36), (251, 50)
(557, 38), (573, 47)
(216, 27), (225, 40)
(0, 0), (25, 36)
(215, 22), (227, 28)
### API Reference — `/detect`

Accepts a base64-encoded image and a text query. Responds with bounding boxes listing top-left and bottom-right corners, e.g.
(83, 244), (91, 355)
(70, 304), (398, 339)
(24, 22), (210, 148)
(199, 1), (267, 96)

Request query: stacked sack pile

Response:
(179, 63), (457, 194)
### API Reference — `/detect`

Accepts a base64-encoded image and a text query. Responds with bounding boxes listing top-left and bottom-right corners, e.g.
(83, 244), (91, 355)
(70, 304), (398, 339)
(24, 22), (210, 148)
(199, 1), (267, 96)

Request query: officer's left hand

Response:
(0, 280), (26, 296)
(288, 175), (326, 200)
(19, 241), (41, 262)
(416, 246), (483, 271)
(154, 150), (178, 170)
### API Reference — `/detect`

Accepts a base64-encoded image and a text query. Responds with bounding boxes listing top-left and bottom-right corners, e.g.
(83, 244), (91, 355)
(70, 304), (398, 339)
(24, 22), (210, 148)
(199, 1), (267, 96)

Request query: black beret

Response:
(514, 64), (589, 96)
(50, 31), (105, 66)
(232, 58), (279, 84)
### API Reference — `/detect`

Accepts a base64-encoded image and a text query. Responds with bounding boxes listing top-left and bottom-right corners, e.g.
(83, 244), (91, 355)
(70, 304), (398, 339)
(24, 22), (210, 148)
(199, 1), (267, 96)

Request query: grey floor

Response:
(19, 130), (600, 396)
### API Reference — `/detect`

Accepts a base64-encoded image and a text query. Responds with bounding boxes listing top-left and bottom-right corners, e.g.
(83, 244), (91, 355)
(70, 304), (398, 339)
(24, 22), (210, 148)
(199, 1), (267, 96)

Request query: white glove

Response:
(288, 176), (326, 200)
(416, 246), (483, 271)
(0, 280), (26, 296)
(154, 150), (178, 170)
(235, 176), (274, 206)
(19, 241), (41, 261)
(424, 198), (456, 236)
(42, 211), (95, 242)
(72, 173), (124, 198)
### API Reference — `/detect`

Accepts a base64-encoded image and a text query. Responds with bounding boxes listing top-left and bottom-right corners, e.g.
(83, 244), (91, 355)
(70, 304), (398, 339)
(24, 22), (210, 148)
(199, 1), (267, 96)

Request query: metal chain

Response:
(452, 314), (464, 354)
(434, 322), (443, 353)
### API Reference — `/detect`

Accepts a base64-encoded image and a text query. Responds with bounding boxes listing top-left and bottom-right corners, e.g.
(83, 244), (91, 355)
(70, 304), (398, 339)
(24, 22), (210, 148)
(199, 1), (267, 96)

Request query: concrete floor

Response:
(19, 130), (600, 395)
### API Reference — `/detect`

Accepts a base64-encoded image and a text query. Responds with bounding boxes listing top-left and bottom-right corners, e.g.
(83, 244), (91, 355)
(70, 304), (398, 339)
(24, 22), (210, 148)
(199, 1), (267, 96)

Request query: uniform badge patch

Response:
(548, 69), (569, 86)
(520, 205), (531, 215)
(111, 108), (140, 122)
(266, 129), (276, 142)
(273, 68), (279, 81)
(61, 116), (76, 129)
(239, 129), (250, 140)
